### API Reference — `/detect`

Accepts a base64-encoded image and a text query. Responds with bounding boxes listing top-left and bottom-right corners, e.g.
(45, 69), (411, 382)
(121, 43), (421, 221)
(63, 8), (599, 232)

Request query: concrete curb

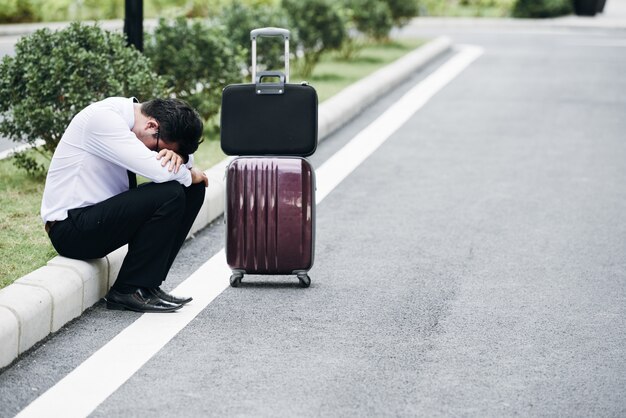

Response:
(0, 36), (452, 369)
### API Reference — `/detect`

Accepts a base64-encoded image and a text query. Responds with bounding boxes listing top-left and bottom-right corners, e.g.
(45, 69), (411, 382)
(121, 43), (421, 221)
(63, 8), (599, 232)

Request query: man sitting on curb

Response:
(41, 97), (209, 313)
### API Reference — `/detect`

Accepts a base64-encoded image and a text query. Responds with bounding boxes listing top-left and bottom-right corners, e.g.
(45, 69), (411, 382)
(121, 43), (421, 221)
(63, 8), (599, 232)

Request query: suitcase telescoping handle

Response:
(250, 27), (290, 83)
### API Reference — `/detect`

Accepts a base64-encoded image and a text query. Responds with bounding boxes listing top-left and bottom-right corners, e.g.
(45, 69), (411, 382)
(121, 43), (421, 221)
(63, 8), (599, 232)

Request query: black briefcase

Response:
(220, 28), (318, 157)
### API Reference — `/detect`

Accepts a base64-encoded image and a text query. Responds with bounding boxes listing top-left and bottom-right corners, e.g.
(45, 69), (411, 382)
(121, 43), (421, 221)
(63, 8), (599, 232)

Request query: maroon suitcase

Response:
(225, 157), (315, 287)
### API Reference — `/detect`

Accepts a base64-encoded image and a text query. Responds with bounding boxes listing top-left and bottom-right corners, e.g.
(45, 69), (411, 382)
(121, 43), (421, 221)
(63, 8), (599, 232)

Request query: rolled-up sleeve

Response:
(186, 154), (194, 169)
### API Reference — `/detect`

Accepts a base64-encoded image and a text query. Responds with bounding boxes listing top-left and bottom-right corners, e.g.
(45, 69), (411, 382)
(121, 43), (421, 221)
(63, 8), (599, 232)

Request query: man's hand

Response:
(190, 168), (209, 187)
(156, 149), (185, 173)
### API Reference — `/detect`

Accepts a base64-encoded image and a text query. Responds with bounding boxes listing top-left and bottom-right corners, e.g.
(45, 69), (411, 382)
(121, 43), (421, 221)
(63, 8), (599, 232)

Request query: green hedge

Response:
(0, 22), (165, 176)
(283, 0), (347, 78)
(144, 17), (245, 126)
(343, 0), (394, 41)
(0, 0), (39, 23)
(512, 0), (573, 17)
(386, 0), (420, 26)
(220, 1), (292, 74)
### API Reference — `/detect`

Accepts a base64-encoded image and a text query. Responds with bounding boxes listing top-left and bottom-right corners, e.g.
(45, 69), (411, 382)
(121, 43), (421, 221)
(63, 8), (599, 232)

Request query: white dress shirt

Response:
(41, 97), (193, 223)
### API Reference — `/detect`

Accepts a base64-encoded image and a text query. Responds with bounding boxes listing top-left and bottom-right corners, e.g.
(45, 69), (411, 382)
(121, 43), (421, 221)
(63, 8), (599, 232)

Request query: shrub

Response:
(512, 0), (573, 17)
(27, 0), (123, 22)
(349, 0), (394, 41)
(336, 0), (394, 59)
(420, 0), (515, 16)
(282, 0), (347, 78)
(78, 0), (124, 20)
(0, 22), (166, 176)
(385, 0), (419, 27)
(151, 0), (280, 19)
(220, 1), (292, 75)
(0, 0), (40, 23)
(144, 17), (246, 127)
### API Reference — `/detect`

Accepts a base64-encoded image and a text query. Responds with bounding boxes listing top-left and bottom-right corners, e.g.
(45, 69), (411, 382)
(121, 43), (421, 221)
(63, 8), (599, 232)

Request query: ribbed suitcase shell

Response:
(225, 157), (315, 275)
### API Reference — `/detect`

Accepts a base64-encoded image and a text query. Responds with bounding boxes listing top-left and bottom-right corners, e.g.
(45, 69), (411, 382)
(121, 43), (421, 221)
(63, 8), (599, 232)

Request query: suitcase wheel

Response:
(297, 273), (311, 288)
(230, 273), (243, 287)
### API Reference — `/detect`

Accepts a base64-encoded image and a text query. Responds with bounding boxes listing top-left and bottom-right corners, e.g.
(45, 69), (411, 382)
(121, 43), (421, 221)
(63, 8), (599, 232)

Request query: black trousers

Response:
(48, 181), (205, 289)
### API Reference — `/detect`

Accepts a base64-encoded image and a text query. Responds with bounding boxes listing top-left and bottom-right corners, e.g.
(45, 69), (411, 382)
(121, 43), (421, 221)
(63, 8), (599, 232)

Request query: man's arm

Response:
(157, 152), (207, 187)
(84, 110), (193, 186)
(156, 149), (186, 173)
(190, 167), (209, 187)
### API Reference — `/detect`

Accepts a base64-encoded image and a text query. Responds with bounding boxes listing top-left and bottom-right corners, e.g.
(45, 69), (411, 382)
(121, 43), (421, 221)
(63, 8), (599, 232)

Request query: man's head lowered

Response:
(138, 98), (204, 156)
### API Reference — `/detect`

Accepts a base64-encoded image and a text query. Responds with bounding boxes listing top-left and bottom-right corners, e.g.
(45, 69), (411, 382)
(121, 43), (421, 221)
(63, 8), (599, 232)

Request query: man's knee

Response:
(183, 182), (205, 216)
(157, 181), (186, 214)
(187, 182), (206, 201)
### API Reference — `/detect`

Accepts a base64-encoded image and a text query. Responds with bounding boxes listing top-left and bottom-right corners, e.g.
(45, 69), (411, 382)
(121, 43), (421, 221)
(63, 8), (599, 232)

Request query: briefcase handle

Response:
(250, 27), (290, 84)
(255, 70), (286, 95)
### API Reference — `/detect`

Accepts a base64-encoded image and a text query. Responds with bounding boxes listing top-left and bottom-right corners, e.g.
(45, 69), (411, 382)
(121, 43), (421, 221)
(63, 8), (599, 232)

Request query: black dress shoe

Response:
(148, 287), (193, 305)
(104, 288), (182, 313)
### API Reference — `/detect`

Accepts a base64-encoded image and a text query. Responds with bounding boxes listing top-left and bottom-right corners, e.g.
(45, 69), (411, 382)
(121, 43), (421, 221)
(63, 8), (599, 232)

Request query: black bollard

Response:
(124, 0), (143, 52)
(574, 0), (599, 15)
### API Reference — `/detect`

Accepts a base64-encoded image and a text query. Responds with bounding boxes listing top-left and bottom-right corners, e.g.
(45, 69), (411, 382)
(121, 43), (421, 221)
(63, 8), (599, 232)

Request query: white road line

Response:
(316, 45), (484, 203)
(15, 45), (483, 418)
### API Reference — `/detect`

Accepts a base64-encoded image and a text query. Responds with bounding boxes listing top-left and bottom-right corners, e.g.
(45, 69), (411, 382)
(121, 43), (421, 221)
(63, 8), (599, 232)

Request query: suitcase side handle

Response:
(250, 27), (290, 84)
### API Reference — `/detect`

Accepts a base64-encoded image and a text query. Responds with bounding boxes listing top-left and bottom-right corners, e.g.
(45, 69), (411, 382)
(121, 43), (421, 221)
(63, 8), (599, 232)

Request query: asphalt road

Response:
(1, 24), (625, 417)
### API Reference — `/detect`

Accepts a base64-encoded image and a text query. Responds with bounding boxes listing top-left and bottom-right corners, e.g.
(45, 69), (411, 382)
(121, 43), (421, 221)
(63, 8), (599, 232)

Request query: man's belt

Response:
(44, 221), (57, 235)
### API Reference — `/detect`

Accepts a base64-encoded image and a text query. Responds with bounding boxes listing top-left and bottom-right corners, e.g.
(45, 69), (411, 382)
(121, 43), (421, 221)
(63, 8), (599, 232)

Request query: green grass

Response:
(0, 151), (55, 289)
(420, 0), (515, 17)
(193, 129), (227, 170)
(0, 38), (424, 289)
(294, 39), (424, 103)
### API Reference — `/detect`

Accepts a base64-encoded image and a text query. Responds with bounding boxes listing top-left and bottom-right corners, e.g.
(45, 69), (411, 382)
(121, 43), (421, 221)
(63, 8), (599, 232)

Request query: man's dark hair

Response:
(141, 98), (204, 156)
